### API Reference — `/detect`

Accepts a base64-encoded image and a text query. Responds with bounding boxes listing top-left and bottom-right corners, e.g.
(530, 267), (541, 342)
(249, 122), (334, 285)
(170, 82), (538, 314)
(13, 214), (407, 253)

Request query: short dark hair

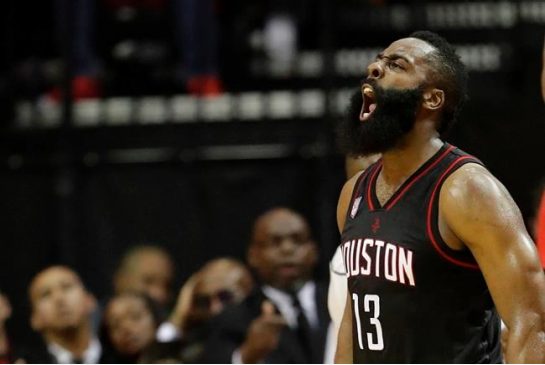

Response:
(409, 30), (468, 135)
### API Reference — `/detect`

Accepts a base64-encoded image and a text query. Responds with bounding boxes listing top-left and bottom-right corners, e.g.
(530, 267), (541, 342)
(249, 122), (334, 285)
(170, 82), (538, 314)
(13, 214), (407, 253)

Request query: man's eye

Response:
(388, 61), (403, 70)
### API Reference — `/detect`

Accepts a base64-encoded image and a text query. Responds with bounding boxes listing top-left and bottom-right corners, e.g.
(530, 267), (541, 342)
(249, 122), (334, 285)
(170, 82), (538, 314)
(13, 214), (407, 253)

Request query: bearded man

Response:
(334, 31), (545, 363)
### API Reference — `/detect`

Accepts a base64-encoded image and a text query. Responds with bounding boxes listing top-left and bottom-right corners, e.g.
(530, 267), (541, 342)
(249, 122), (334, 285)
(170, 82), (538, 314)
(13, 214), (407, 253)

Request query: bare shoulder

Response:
(439, 162), (528, 251)
(337, 170), (366, 234)
(440, 163), (516, 217)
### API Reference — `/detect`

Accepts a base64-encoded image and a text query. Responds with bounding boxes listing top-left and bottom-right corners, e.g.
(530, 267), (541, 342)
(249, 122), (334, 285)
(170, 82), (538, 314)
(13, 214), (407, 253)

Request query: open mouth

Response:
(360, 84), (377, 122)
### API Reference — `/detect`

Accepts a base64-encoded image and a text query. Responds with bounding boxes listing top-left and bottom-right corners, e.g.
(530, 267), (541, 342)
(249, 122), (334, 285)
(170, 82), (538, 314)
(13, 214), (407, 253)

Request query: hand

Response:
(239, 300), (287, 363)
(169, 273), (198, 332)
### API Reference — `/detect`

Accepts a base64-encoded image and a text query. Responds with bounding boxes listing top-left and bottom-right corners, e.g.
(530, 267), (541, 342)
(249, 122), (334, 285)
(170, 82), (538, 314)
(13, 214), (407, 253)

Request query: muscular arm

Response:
(441, 164), (545, 363)
(333, 172), (363, 363)
(337, 171), (365, 233)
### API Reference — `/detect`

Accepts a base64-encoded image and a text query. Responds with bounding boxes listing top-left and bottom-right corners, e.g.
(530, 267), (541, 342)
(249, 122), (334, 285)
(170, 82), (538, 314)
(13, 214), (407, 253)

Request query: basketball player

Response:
(334, 31), (545, 363)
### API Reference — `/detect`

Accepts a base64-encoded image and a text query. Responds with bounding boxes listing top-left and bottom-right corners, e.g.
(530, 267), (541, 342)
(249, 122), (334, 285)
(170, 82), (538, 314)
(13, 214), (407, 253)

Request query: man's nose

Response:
(52, 290), (66, 304)
(279, 238), (297, 252)
(119, 321), (134, 336)
(148, 285), (169, 306)
(367, 61), (384, 80)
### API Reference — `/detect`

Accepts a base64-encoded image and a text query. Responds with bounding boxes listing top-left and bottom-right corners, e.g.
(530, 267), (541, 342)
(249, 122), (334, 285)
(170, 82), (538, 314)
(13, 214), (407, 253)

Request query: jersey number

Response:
(352, 293), (384, 351)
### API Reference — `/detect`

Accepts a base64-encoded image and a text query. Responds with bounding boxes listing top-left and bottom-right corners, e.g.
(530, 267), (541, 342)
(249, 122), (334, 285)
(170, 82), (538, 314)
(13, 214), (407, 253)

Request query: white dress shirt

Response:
(262, 281), (319, 329)
(47, 337), (102, 364)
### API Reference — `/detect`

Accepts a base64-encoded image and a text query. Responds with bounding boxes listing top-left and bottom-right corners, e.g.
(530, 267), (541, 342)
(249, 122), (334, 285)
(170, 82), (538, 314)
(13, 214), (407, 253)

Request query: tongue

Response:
(362, 103), (377, 121)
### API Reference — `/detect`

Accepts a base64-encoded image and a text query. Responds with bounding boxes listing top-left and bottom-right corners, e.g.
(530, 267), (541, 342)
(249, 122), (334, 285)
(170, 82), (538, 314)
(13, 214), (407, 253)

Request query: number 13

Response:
(352, 293), (384, 351)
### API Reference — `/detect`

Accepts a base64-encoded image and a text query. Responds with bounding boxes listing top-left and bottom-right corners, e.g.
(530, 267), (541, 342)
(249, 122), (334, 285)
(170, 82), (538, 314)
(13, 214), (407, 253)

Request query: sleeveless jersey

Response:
(340, 143), (502, 363)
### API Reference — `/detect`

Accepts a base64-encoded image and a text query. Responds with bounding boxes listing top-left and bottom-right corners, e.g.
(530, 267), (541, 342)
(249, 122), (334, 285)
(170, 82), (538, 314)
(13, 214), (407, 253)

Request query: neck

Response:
(45, 322), (92, 358)
(380, 122), (443, 186)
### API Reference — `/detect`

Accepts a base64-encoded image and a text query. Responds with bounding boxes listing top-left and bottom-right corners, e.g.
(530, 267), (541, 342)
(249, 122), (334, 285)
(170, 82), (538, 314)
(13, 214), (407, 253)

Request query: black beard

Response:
(336, 82), (423, 156)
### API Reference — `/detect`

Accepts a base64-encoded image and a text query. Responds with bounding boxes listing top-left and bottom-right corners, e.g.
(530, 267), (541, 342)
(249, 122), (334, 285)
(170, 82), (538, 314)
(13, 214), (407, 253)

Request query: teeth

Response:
(363, 87), (373, 96)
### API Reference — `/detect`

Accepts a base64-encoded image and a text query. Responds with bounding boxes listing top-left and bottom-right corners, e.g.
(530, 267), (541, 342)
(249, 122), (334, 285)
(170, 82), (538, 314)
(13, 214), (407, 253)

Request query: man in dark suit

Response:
(205, 207), (331, 363)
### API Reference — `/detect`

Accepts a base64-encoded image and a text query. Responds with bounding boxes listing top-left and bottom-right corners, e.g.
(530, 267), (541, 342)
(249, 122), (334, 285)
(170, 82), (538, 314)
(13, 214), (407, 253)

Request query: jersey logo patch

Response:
(351, 197), (362, 218)
(371, 217), (381, 233)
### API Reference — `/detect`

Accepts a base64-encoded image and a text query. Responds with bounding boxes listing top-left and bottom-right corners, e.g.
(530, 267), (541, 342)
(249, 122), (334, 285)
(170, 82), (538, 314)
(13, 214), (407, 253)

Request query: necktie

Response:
(289, 291), (314, 362)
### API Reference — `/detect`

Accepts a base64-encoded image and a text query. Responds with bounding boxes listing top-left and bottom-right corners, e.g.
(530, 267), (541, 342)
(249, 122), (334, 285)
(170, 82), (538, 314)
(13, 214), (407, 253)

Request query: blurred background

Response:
(0, 0), (544, 343)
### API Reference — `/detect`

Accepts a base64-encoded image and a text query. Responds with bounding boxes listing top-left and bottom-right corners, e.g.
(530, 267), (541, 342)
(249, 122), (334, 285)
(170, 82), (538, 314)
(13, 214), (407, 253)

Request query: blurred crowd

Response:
(0, 207), (335, 364)
(7, 0), (317, 106)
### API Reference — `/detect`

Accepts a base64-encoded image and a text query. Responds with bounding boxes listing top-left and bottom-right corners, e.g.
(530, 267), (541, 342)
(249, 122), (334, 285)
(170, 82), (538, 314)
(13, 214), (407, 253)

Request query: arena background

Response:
(0, 0), (544, 343)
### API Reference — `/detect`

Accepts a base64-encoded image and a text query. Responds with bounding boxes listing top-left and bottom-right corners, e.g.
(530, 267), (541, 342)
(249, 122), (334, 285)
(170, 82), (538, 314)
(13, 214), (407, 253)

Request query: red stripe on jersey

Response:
(385, 145), (455, 211)
(348, 166), (374, 215)
(367, 161), (382, 211)
(426, 155), (480, 270)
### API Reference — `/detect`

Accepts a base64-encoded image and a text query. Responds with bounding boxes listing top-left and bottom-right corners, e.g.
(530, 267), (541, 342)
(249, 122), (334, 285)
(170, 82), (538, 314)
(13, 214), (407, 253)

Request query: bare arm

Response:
(335, 293), (353, 363)
(441, 164), (545, 363)
(337, 171), (365, 233)
(333, 172), (363, 363)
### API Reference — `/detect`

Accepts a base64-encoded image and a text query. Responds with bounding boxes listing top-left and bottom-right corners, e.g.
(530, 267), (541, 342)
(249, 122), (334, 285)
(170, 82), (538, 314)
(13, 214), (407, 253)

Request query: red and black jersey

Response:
(340, 143), (502, 363)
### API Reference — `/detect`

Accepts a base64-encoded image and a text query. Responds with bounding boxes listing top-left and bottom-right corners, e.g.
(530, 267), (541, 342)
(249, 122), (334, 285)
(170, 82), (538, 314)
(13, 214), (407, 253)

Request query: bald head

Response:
(114, 246), (174, 307)
(251, 208), (310, 245)
(195, 258), (253, 303)
(184, 258), (253, 330)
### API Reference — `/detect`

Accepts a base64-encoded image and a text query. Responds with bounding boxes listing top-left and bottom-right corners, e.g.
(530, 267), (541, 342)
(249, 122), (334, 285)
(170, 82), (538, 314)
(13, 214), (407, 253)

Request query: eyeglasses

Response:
(193, 290), (235, 310)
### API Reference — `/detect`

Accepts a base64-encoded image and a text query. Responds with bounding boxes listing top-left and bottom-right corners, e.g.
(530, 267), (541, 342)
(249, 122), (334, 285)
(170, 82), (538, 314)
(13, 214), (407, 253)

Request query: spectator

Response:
(157, 258), (254, 362)
(49, 0), (101, 101)
(50, 0), (223, 100)
(24, 266), (104, 363)
(174, 0), (224, 96)
(114, 245), (175, 309)
(204, 207), (331, 363)
(100, 292), (161, 363)
(170, 258), (253, 333)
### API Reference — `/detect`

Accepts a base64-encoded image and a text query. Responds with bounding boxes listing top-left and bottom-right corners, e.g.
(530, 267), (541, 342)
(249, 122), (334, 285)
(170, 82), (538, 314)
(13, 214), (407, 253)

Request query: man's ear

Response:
(422, 88), (445, 111)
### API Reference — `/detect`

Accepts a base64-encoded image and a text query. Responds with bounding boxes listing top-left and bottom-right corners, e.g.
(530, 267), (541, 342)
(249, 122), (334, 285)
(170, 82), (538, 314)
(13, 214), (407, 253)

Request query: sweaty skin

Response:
(334, 37), (545, 364)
